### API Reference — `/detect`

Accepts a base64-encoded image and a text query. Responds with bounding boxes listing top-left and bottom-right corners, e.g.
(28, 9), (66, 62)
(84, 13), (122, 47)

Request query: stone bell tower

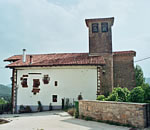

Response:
(85, 17), (114, 55)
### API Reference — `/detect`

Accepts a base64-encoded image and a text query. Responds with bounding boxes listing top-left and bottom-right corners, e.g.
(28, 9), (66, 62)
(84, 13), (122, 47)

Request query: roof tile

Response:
(4, 53), (105, 68)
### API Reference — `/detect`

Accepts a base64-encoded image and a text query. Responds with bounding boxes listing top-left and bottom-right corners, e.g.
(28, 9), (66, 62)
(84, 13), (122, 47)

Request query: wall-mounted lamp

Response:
(102, 70), (106, 74)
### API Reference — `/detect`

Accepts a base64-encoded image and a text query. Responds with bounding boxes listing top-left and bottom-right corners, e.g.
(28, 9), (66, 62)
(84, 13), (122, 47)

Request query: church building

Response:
(4, 17), (136, 113)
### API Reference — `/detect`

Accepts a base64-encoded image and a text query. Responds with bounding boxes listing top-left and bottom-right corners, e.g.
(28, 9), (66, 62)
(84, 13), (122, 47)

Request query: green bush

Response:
(0, 98), (7, 104)
(141, 83), (150, 102)
(128, 86), (145, 103)
(105, 87), (130, 102)
(97, 95), (105, 101)
(105, 92), (118, 101)
(74, 101), (79, 118)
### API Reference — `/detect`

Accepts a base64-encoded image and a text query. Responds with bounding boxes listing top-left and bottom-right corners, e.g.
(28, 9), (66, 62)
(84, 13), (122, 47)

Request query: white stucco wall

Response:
(16, 66), (97, 109)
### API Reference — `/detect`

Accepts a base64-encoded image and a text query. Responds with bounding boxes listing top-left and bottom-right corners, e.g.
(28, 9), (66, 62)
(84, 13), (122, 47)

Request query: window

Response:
(92, 23), (99, 33)
(21, 78), (28, 88)
(42, 75), (50, 84)
(54, 81), (58, 86)
(33, 79), (40, 88)
(52, 95), (57, 102)
(32, 79), (40, 95)
(101, 22), (108, 32)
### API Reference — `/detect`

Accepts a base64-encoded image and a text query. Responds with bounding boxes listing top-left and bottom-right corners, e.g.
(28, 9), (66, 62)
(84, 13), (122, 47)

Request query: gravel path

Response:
(0, 111), (133, 130)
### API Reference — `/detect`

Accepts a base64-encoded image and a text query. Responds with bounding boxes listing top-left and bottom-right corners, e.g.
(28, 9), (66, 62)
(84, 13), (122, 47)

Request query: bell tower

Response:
(85, 17), (114, 55)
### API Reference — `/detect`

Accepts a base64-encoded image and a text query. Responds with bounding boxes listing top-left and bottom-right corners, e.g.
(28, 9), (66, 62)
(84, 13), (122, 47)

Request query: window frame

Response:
(52, 95), (57, 102)
(92, 23), (99, 33)
(101, 22), (108, 32)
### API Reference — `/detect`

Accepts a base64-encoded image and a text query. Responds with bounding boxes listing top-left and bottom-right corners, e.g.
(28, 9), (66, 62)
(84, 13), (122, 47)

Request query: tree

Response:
(135, 65), (145, 87)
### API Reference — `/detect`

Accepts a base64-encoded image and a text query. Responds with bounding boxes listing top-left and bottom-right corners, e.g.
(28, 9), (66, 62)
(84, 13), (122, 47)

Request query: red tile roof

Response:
(113, 51), (136, 56)
(4, 53), (106, 68)
(4, 51), (136, 68)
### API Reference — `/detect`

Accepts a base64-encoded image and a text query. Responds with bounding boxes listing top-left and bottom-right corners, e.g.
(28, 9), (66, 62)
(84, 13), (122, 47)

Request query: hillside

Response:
(0, 84), (11, 98)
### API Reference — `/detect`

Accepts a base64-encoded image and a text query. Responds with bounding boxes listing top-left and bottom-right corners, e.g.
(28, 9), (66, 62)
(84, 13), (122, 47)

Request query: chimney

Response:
(30, 55), (33, 64)
(22, 49), (26, 63)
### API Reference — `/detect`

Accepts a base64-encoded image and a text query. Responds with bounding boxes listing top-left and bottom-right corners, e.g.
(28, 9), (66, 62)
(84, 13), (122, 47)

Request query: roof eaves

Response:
(6, 63), (105, 68)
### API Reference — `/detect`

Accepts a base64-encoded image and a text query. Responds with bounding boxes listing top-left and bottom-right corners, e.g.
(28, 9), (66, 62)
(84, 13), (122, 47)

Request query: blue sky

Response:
(0, 0), (150, 85)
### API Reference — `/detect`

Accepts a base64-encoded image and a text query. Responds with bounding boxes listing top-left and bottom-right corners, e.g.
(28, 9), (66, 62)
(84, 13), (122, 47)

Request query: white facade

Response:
(16, 66), (97, 112)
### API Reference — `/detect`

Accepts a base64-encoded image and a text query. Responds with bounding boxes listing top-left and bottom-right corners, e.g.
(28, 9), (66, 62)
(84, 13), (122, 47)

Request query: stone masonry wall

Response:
(79, 100), (150, 128)
(113, 54), (136, 90)
(100, 54), (113, 96)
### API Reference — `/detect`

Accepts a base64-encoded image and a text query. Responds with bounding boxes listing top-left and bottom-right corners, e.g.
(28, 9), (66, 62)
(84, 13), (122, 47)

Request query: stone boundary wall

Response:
(79, 100), (150, 128)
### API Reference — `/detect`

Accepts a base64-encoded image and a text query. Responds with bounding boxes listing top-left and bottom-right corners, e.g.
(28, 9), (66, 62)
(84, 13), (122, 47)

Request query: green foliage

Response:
(128, 86), (145, 103)
(84, 116), (94, 121)
(37, 101), (43, 112)
(78, 92), (83, 100)
(74, 101), (79, 118)
(134, 65), (150, 103)
(96, 95), (105, 101)
(105, 92), (118, 101)
(0, 98), (7, 104)
(105, 87), (130, 102)
(74, 110), (79, 118)
(135, 65), (145, 87)
(0, 84), (11, 102)
(141, 83), (150, 102)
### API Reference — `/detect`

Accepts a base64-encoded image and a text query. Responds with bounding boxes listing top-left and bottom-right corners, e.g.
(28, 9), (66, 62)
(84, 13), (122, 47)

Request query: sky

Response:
(0, 0), (150, 85)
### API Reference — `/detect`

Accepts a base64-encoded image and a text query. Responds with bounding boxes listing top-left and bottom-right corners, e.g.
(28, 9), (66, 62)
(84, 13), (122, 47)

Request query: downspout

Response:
(11, 68), (17, 114)
(11, 69), (15, 114)
(111, 54), (114, 91)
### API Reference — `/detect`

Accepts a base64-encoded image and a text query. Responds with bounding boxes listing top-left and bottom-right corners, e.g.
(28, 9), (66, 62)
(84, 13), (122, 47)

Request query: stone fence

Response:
(79, 100), (150, 128)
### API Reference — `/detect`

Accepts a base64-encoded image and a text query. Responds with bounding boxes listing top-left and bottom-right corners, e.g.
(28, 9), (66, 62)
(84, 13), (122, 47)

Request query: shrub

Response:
(67, 108), (75, 116)
(0, 98), (7, 104)
(74, 109), (79, 118)
(19, 105), (32, 113)
(105, 87), (130, 102)
(19, 105), (25, 113)
(25, 106), (32, 113)
(141, 83), (150, 102)
(37, 101), (43, 112)
(105, 92), (118, 101)
(97, 95), (105, 101)
(84, 116), (94, 121)
(129, 86), (145, 103)
(78, 92), (83, 100)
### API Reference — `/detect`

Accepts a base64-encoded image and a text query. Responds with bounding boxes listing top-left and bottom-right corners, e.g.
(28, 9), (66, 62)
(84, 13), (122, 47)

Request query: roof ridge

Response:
(11, 52), (89, 56)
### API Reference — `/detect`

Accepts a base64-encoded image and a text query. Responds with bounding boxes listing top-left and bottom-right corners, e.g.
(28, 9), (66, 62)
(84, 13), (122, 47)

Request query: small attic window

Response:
(21, 78), (28, 88)
(92, 23), (99, 33)
(101, 22), (108, 32)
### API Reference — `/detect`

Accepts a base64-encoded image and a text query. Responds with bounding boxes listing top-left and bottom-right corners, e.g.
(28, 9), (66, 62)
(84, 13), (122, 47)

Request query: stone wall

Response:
(100, 54), (113, 96)
(79, 100), (150, 128)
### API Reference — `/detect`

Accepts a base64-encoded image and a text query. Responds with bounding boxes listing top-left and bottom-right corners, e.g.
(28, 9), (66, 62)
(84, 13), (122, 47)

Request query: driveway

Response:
(0, 111), (131, 130)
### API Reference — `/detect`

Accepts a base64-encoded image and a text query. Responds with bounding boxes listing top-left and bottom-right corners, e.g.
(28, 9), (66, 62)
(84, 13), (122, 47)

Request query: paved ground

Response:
(0, 111), (136, 130)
